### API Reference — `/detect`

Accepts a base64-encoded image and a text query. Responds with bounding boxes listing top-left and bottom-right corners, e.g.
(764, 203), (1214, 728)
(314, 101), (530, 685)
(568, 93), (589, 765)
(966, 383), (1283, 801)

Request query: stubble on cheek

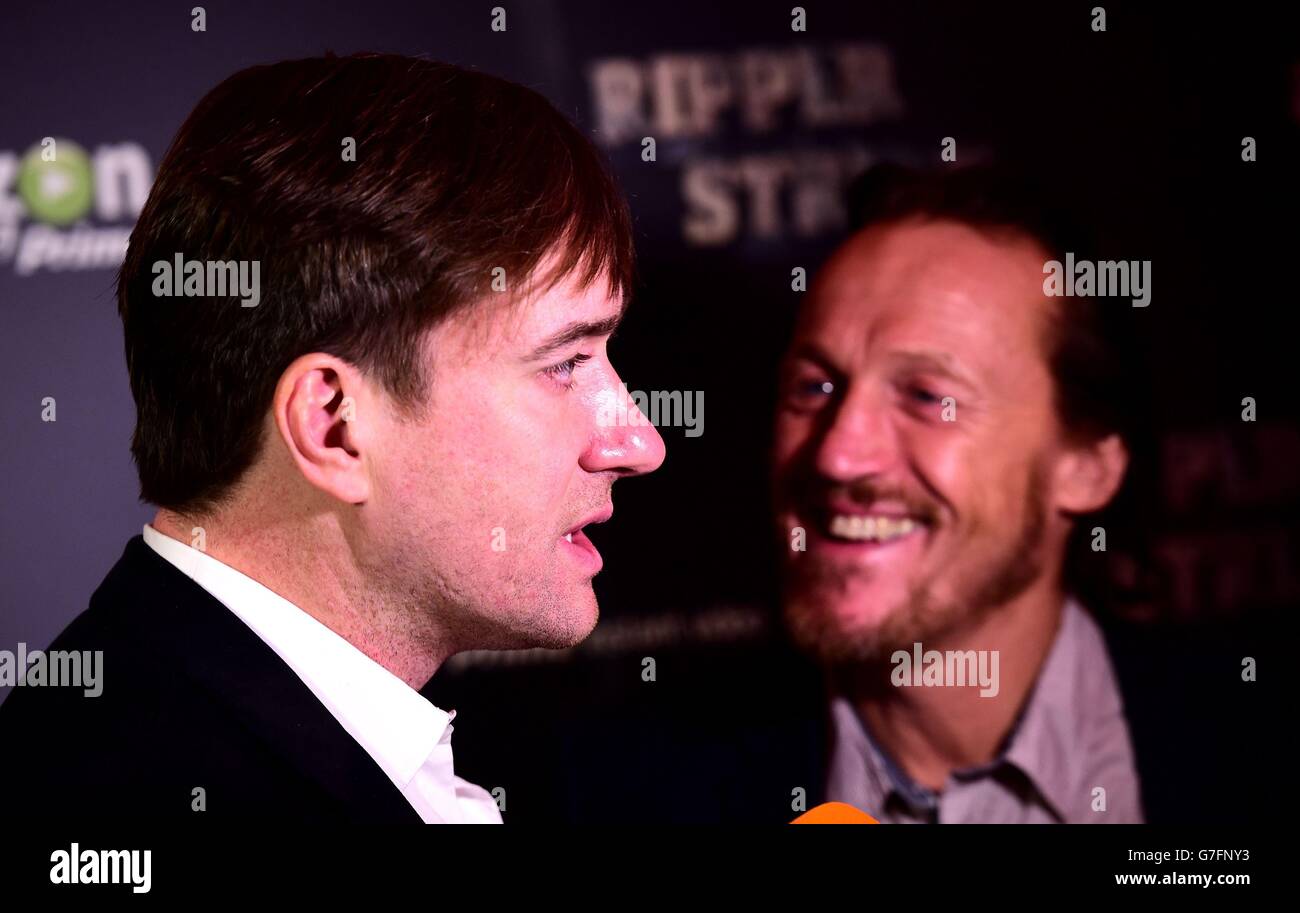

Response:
(781, 546), (937, 664)
(374, 371), (601, 649)
(780, 457), (1053, 665)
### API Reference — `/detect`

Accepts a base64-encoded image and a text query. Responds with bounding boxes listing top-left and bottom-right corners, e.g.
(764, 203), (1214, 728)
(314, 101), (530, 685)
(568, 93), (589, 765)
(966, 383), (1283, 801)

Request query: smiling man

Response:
(0, 53), (664, 821)
(772, 164), (1142, 823)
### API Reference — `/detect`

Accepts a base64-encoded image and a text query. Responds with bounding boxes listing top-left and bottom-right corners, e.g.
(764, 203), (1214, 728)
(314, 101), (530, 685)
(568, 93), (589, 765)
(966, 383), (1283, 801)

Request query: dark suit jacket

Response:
(0, 536), (422, 821)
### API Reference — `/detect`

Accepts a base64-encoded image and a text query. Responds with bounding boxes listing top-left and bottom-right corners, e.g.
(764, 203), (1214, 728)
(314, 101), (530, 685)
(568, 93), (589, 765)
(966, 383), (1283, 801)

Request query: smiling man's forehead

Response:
(808, 222), (1048, 336)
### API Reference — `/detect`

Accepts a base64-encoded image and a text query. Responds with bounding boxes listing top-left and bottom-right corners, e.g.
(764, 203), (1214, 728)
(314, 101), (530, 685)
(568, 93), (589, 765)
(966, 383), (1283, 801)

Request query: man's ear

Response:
(1052, 432), (1129, 515)
(272, 353), (372, 505)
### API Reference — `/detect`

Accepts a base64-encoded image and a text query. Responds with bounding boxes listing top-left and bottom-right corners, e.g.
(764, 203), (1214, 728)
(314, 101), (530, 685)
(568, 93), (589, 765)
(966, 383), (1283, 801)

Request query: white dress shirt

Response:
(142, 524), (502, 824)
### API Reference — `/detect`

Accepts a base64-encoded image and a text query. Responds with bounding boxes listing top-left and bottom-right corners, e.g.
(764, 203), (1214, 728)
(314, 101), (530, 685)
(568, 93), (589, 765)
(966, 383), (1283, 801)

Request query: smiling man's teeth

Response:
(828, 514), (920, 542)
(564, 532), (574, 543)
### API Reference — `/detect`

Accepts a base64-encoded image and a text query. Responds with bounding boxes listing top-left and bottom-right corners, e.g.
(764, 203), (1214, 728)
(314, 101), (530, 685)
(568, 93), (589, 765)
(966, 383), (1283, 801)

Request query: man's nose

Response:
(581, 380), (667, 476)
(813, 384), (900, 483)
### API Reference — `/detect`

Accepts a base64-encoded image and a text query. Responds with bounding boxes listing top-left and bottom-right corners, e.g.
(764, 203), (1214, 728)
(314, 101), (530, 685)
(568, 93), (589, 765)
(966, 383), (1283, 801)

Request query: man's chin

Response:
(782, 590), (921, 665)
(513, 589), (600, 650)
(537, 602), (600, 649)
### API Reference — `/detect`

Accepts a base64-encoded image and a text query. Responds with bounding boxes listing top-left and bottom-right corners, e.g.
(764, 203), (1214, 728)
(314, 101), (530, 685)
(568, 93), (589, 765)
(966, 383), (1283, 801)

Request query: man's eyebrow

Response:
(785, 342), (844, 377)
(526, 313), (624, 361)
(785, 344), (978, 387)
(890, 350), (977, 386)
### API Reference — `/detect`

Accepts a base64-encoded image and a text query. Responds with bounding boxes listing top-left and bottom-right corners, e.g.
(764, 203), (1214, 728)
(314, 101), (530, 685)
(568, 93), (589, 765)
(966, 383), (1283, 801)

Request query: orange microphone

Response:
(791, 802), (880, 824)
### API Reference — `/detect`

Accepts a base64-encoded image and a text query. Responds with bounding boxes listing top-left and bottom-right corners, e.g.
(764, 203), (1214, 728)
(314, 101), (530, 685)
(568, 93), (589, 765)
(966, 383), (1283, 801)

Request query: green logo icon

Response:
(17, 140), (94, 226)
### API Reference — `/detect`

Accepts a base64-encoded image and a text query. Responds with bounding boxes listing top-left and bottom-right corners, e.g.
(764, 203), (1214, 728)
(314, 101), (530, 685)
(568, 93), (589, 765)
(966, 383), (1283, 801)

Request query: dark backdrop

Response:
(1, 1), (1294, 822)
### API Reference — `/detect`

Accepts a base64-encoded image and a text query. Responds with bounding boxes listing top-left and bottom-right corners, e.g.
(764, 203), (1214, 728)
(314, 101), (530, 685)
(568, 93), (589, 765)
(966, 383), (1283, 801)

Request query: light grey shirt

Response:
(825, 599), (1143, 823)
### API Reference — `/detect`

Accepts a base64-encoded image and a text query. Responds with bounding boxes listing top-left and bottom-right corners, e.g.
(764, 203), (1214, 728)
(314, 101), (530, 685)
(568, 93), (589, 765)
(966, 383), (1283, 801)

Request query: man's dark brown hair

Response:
(118, 52), (634, 514)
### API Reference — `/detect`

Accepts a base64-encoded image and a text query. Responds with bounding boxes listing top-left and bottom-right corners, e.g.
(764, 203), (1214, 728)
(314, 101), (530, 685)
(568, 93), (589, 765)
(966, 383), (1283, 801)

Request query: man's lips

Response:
(821, 496), (926, 520)
(561, 506), (613, 575)
(563, 506), (613, 540)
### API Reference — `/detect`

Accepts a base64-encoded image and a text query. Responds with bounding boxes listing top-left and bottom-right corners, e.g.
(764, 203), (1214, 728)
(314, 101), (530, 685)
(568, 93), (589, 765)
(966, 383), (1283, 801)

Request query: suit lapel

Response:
(96, 536), (423, 823)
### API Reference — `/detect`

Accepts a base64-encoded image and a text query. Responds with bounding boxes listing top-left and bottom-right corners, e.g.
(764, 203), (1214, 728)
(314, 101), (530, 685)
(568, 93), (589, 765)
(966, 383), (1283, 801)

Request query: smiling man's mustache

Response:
(784, 475), (941, 525)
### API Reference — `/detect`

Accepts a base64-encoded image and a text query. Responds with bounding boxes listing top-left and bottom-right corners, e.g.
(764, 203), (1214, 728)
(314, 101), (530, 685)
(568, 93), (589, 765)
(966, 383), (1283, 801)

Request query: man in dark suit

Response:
(0, 53), (664, 821)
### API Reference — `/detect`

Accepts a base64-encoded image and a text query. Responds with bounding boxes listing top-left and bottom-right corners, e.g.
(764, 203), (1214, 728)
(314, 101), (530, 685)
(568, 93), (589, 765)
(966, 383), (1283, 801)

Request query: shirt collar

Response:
(1000, 597), (1114, 821)
(827, 695), (920, 817)
(141, 524), (450, 788)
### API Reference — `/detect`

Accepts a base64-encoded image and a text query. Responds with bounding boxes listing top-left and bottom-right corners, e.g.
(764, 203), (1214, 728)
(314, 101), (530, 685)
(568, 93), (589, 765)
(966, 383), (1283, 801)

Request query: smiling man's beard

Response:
(780, 461), (1051, 667)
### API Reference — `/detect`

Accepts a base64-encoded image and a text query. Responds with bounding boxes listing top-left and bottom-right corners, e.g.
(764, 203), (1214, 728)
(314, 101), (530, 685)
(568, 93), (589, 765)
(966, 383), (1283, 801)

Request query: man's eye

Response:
(801, 379), (835, 397)
(908, 386), (942, 405)
(542, 353), (592, 387)
(781, 375), (835, 409)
